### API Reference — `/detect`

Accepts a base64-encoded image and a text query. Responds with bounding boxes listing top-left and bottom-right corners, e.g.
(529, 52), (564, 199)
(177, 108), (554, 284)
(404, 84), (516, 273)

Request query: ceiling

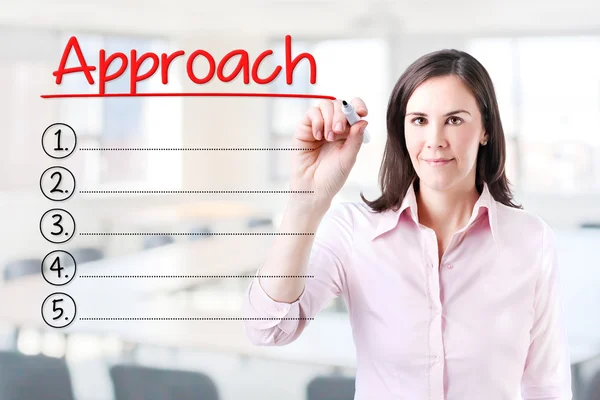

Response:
(0, 0), (599, 37)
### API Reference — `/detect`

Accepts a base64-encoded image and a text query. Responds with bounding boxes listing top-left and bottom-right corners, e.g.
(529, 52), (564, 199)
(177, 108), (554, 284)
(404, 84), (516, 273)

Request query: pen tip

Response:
(342, 100), (348, 106)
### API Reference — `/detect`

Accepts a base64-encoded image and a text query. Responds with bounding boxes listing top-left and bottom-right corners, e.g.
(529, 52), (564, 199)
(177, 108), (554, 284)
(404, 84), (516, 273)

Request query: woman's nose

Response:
(425, 124), (447, 148)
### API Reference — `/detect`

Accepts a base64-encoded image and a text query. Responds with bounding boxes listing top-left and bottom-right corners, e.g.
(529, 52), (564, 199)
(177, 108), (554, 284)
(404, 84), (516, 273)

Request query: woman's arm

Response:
(242, 97), (367, 347)
(242, 201), (354, 346)
(521, 223), (572, 399)
(255, 199), (331, 303)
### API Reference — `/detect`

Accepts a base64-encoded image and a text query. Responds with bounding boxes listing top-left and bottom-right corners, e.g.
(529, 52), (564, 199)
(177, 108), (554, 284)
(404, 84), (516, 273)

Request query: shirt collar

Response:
(370, 180), (501, 254)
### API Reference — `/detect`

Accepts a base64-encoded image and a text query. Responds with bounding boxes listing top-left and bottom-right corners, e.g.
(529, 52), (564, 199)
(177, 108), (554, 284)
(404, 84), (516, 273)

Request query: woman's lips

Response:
(423, 158), (454, 166)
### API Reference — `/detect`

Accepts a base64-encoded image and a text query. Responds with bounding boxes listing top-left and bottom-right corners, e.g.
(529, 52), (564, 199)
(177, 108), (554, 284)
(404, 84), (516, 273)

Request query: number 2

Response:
(50, 171), (64, 193)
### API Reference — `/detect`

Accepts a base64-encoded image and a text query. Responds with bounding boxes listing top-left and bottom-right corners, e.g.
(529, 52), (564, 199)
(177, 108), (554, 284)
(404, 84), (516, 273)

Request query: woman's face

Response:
(404, 75), (488, 192)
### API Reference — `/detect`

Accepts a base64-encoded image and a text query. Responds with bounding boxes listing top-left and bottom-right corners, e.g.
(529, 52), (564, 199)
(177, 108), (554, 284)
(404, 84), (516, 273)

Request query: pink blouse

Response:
(243, 181), (572, 399)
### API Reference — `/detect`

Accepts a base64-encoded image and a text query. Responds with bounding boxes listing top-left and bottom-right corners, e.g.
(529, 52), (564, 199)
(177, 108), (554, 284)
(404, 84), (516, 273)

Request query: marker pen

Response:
(341, 100), (371, 144)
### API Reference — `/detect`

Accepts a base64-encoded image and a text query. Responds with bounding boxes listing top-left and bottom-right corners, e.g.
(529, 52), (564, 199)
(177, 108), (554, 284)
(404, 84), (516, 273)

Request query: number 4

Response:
(50, 257), (64, 278)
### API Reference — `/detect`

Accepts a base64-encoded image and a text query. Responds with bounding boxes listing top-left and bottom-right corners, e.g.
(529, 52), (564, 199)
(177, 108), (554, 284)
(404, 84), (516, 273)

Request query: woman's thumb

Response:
(340, 120), (368, 166)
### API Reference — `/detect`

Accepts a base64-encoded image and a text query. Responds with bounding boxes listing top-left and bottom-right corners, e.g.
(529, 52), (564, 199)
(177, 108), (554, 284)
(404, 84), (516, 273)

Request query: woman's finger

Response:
(306, 106), (324, 141)
(318, 99), (335, 141)
(332, 99), (347, 136)
(350, 97), (368, 117)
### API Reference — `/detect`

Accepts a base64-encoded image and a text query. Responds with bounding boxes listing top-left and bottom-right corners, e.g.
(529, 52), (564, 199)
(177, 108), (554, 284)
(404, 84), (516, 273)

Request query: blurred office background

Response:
(0, 0), (599, 399)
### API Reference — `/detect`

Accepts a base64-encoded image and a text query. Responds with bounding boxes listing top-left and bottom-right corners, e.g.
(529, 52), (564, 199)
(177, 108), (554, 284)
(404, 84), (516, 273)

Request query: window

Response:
(58, 33), (182, 190)
(266, 37), (391, 190)
(468, 36), (600, 194)
(0, 28), (62, 191)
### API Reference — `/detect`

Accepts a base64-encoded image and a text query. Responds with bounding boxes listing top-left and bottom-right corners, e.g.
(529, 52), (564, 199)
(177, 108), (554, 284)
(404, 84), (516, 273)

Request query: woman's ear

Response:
(480, 132), (489, 146)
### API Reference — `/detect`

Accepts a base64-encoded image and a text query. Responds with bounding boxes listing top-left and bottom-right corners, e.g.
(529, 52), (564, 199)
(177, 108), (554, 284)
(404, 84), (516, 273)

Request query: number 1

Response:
(54, 129), (64, 151)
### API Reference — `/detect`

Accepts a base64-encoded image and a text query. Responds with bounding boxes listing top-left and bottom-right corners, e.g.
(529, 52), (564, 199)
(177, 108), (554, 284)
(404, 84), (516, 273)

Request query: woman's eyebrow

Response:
(405, 109), (471, 117)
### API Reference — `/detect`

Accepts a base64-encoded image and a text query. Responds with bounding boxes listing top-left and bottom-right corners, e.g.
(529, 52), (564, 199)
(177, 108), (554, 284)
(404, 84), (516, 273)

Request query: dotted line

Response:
(79, 233), (314, 236)
(79, 190), (313, 194)
(79, 317), (314, 321)
(79, 147), (315, 151)
(79, 275), (314, 278)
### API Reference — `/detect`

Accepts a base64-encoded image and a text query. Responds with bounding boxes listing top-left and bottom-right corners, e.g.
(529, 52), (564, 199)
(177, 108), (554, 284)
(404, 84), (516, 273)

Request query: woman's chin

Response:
(418, 174), (459, 192)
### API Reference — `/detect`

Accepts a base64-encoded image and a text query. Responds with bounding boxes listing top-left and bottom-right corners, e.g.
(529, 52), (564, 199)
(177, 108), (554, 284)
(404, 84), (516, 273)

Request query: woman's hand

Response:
(289, 98), (369, 208)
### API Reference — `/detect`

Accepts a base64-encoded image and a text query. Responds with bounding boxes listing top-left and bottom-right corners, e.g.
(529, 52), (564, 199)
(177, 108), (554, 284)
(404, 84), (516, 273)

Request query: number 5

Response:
(52, 298), (64, 320)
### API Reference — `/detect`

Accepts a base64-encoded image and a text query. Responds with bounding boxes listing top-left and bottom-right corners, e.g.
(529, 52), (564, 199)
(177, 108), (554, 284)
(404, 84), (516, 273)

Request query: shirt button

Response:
(446, 264), (454, 270)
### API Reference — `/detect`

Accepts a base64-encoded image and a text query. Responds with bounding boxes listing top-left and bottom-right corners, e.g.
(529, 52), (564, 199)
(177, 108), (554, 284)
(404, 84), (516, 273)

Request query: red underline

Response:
(40, 92), (336, 100)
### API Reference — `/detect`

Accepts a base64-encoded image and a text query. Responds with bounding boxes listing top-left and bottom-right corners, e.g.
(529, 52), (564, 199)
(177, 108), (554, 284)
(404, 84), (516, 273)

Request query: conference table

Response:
(1, 274), (598, 370)
(1, 233), (272, 309)
(1, 231), (599, 378)
(117, 200), (270, 227)
(0, 233), (357, 368)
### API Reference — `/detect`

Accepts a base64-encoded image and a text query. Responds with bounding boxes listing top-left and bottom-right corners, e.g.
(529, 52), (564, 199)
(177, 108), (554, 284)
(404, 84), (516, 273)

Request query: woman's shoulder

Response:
(328, 201), (383, 218)
(495, 201), (554, 240)
(329, 201), (393, 241)
(324, 201), (382, 229)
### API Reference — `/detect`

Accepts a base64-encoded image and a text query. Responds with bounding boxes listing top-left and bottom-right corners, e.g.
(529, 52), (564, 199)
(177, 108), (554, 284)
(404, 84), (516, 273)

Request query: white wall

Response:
(177, 33), (270, 192)
(0, 30), (280, 268)
(1, 25), (599, 269)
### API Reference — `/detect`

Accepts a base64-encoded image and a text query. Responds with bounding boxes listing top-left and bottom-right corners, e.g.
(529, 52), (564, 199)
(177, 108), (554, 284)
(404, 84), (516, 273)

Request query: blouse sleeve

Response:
(521, 222), (572, 399)
(242, 202), (354, 346)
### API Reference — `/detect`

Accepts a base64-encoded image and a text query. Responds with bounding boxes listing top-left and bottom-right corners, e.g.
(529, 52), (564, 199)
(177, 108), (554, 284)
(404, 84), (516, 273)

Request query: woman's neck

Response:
(416, 180), (481, 235)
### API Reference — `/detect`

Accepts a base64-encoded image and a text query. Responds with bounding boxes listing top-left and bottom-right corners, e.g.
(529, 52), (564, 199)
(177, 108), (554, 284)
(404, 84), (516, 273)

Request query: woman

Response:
(242, 49), (572, 399)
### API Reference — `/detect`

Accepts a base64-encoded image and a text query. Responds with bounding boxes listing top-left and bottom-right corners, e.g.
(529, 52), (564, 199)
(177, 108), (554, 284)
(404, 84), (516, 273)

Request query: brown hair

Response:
(360, 48), (522, 212)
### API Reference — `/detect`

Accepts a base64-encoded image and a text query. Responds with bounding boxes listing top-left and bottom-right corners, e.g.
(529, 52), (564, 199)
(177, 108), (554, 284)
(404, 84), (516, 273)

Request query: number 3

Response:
(51, 214), (64, 235)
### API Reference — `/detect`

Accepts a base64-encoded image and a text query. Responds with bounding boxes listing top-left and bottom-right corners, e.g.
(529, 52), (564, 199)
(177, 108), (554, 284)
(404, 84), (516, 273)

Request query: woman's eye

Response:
(411, 117), (463, 125)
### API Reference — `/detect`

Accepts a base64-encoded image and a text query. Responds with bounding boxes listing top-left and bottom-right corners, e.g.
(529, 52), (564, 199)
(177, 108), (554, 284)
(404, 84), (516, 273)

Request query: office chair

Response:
(1, 258), (43, 349)
(584, 369), (600, 400)
(110, 364), (219, 400)
(580, 222), (600, 229)
(143, 235), (175, 249)
(63, 247), (104, 265)
(307, 375), (356, 400)
(2, 258), (41, 281)
(247, 217), (273, 229)
(0, 351), (75, 400)
(188, 226), (214, 240)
